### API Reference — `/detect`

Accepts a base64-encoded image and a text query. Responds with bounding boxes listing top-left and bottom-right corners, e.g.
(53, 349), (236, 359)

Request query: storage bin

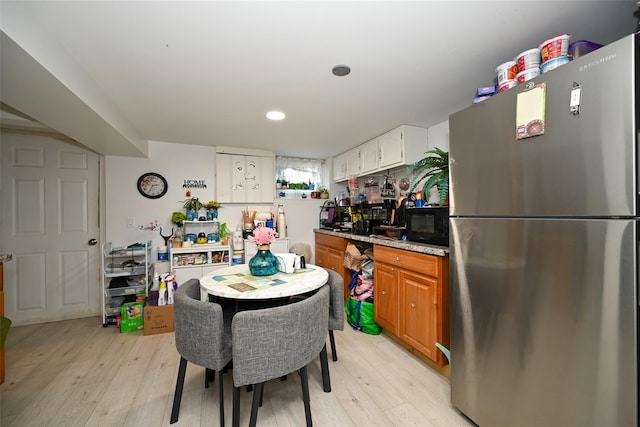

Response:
(569, 40), (603, 59)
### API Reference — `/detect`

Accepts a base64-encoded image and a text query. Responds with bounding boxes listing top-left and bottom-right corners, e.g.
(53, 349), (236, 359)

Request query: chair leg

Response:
(170, 356), (188, 424)
(319, 344), (331, 392)
(219, 370), (225, 427)
(300, 365), (313, 427)
(259, 381), (264, 407)
(249, 383), (264, 427)
(329, 330), (338, 361)
(233, 386), (241, 427)
(205, 368), (216, 388)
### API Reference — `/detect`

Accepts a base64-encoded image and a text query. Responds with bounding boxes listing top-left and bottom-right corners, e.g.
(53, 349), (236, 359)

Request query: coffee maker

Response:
(358, 200), (394, 234)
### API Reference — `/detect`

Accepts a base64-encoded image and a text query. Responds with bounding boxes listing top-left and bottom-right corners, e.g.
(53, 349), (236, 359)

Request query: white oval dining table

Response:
(199, 263), (328, 300)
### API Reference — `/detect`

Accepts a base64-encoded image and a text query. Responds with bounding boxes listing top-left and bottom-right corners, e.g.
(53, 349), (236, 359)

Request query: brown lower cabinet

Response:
(374, 244), (449, 366)
(314, 232), (449, 367)
(314, 232), (350, 297)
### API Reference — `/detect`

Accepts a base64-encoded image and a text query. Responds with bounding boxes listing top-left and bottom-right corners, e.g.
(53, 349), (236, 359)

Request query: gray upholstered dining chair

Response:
(325, 268), (345, 362)
(312, 268), (345, 393)
(170, 278), (233, 425)
(231, 284), (330, 427)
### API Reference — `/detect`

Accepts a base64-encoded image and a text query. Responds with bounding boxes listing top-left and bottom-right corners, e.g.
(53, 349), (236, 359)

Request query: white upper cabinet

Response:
(345, 147), (361, 177)
(216, 147), (274, 203)
(333, 152), (348, 182)
(378, 125), (428, 170)
(359, 138), (379, 174)
(377, 126), (403, 168)
(427, 119), (449, 152)
(332, 124), (429, 181)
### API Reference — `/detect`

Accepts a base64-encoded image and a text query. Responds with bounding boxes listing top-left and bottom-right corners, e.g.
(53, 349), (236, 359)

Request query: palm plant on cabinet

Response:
(407, 147), (449, 206)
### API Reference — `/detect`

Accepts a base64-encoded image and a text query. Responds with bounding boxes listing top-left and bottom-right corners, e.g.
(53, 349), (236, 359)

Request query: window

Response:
(275, 156), (323, 189)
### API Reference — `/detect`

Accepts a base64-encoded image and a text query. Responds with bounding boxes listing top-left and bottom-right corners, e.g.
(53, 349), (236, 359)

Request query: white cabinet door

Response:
(378, 126), (404, 169)
(427, 120), (450, 152)
(245, 155), (274, 203)
(359, 138), (379, 174)
(378, 125), (428, 170)
(345, 148), (361, 177)
(333, 152), (348, 182)
(216, 153), (274, 203)
(230, 154), (247, 202)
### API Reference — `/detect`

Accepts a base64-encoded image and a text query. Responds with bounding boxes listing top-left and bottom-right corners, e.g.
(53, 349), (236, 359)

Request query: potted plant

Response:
(181, 197), (203, 220)
(407, 147), (449, 206)
(170, 211), (187, 247)
(317, 185), (329, 199)
(203, 200), (221, 220)
(171, 211), (187, 227)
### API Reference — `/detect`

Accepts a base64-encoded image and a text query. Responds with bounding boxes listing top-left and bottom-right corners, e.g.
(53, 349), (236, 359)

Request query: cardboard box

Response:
(121, 302), (144, 333)
(143, 304), (175, 335)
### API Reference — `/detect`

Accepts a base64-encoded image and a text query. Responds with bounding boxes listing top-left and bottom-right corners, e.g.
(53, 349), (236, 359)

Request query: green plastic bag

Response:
(345, 297), (381, 335)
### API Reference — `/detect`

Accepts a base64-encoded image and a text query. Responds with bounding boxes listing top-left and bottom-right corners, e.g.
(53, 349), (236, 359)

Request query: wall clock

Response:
(137, 172), (168, 199)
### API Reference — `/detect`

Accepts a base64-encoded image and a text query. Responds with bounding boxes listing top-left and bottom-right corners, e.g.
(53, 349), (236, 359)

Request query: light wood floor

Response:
(1, 316), (476, 426)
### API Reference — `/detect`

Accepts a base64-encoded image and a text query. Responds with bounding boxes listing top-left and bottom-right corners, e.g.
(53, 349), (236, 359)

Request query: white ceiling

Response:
(0, 1), (637, 159)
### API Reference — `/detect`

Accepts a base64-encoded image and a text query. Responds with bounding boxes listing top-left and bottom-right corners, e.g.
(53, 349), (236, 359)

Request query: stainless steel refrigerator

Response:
(449, 33), (638, 427)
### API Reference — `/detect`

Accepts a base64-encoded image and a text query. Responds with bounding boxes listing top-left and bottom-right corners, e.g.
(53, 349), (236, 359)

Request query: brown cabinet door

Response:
(326, 246), (349, 297)
(315, 244), (328, 269)
(326, 246), (344, 272)
(373, 262), (399, 334)
(400, 269), (438, 361)
(315, 232), (350, 296)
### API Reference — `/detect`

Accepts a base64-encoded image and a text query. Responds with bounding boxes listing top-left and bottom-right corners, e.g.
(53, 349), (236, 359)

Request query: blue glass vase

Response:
(249, 245), (279, 276)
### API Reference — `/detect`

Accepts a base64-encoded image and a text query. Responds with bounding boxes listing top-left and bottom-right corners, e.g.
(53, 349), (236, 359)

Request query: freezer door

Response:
(450, 217), (637, 427)
(449, 34), (637, 217)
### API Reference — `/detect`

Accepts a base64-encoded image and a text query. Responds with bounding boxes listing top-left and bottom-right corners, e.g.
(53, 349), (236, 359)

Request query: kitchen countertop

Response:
(314, 229), (449, 257)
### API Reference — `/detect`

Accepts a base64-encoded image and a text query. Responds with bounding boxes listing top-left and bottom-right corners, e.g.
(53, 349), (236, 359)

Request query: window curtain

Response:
(275, 156), (323, 188)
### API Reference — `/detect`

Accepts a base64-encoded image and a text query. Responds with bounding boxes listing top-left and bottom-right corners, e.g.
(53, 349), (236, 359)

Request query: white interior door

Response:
(1, 133), (100, 325)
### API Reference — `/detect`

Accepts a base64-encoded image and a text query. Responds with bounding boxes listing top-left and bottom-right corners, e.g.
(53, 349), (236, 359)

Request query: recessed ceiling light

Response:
(332, 64), (351, 77)
(266, 111), (286, 121)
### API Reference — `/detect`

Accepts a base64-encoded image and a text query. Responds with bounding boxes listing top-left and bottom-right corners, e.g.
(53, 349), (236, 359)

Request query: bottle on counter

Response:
(277, 204), (287, 238)
(158, 281), (167, 306)
(232, 224), (244, 251)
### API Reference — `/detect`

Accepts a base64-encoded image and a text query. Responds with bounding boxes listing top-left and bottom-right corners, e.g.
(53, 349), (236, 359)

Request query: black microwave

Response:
(405, 206), (449, 246)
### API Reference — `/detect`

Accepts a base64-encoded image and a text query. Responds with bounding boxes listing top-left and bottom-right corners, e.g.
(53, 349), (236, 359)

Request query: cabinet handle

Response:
(410, 302), (416, 308)
(395, 256), (400, 261)
(382, 290), (387, 295)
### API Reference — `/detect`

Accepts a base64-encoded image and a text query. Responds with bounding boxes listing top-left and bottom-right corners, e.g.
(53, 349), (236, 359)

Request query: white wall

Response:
(105, 141), (324, 261)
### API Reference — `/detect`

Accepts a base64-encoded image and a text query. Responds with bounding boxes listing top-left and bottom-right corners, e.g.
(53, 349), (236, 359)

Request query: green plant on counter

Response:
(220, 222), (228, 238)
(181, 197), (203, 211)
(171, 211), (187, 227)
(317, 185), (328, 194)
(407, 147), (449, 206)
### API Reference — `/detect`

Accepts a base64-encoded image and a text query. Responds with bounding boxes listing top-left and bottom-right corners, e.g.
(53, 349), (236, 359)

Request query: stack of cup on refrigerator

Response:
(514, 48), (541, 84)
(495, 60), (518, 93)
(539, 33), (572, 73)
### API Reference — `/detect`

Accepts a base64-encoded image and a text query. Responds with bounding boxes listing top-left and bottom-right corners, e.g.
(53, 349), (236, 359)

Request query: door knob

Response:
(88, 238), (98, 246)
